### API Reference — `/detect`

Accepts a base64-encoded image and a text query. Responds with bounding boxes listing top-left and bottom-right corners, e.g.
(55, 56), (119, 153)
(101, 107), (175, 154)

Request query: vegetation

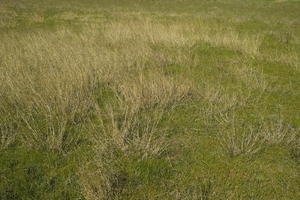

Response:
(0, 0), (299, 199)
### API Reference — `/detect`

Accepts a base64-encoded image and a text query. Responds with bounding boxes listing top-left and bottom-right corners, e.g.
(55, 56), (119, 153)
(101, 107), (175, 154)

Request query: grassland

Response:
(0, 0), (300, 199)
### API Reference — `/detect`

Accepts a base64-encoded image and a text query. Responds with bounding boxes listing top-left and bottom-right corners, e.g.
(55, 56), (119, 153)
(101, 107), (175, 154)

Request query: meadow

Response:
(0, 0), (300, 199)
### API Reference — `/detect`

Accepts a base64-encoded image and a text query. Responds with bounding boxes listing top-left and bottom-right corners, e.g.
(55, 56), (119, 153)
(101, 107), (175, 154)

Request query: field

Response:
(0, 0), (300, 199)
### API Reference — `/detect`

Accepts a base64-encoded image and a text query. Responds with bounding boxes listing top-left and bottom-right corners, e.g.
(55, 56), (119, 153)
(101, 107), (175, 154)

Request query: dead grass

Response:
(0, 121), (18, 150)
(218, 116), (298, 157)
(0, 9), (299, 199)
(229, 62), (269, 92)
(115, 71), (192, 112)
(199, 28), (262, 56)
(104, 20), (262, 57)
(0, 19), (197, 153)
(220, 126), (264, 157)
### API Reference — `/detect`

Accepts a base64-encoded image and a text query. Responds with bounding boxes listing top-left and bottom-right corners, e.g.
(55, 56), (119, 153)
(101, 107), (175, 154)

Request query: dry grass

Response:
(0, 21), (195, 197)
(100, 105), (167, 158)
(273, 51), (300, 70)
(0, 122), (18, 150)
(229, 62), (269, 92)
(0, 8), (299, 199)
(220, 126), (264, 157)
(290, 136), (300, 161)
(104, 21), (196, 48)
(115, 71), (192, 112)
(0, 30), (101, 151)
(104, 20), (262, 56)
(199, 29), (262, 56)
(218, 115), (298, 157)
(262, 119), (298, 146)
(0, 20), (194, 152)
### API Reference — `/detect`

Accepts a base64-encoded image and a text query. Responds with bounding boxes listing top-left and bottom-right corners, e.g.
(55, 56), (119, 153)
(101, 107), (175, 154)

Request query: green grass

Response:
(0, 0), (299, 199)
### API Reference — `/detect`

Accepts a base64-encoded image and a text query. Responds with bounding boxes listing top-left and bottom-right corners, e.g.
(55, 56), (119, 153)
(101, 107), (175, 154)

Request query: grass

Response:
(0, 0), (299, 199)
